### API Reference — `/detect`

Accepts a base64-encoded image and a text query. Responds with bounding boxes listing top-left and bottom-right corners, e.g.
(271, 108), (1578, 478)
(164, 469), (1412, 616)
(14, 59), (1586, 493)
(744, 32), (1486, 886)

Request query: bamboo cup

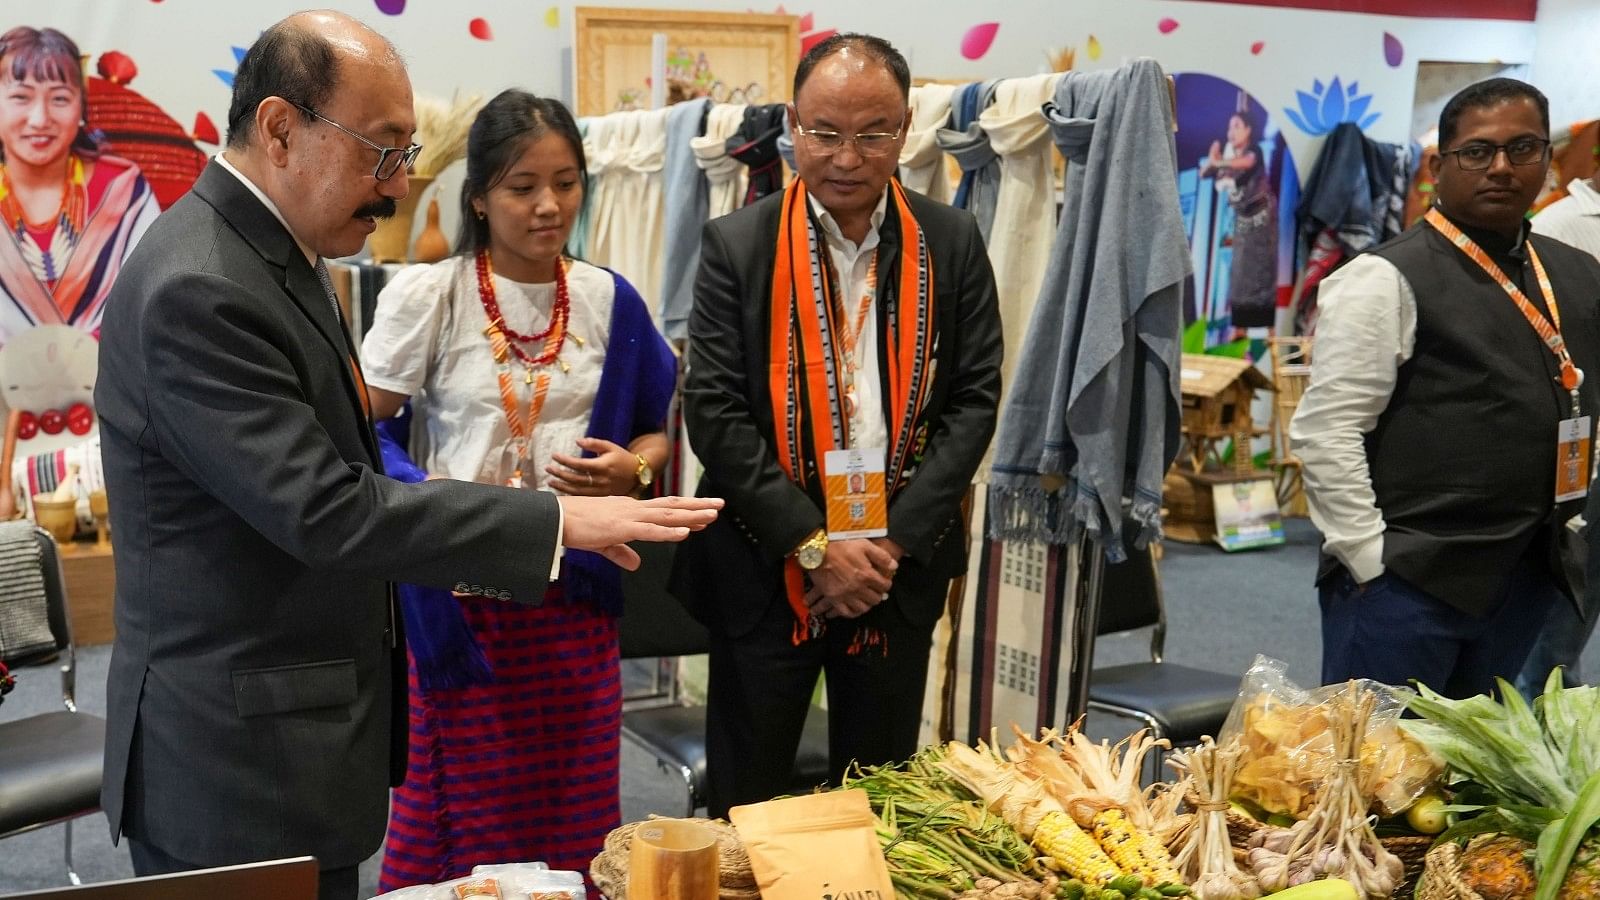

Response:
(627, 818), (719, 900)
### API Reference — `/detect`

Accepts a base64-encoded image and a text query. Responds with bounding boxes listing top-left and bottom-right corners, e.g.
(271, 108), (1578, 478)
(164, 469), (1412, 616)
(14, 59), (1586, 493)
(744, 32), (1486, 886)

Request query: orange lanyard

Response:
(1426, 209), (1583, 408)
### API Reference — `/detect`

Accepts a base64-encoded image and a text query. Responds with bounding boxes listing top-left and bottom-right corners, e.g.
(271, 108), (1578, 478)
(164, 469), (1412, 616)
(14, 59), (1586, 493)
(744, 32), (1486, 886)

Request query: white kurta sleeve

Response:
(1289, 253), (1417, 584)
(359, 262), (452, 397)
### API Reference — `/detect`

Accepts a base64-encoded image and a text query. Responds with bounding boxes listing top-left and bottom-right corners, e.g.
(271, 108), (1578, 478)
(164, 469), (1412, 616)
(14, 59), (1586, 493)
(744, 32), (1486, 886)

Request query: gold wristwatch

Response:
(634, 453), (654, 489)
(794, 528), (829, 570)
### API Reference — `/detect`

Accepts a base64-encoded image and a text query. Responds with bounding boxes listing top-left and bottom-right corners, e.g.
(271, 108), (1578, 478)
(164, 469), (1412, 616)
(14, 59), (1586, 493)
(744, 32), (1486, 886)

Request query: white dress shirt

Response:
(809, 191), (890, 455)
(1533, 178), (1600, 261)
(1289, 253), (1419, 583)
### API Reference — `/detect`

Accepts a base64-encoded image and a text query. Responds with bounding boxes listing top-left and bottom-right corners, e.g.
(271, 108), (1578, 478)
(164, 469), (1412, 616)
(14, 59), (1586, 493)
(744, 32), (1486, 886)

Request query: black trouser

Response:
(128, 838), (358, 900)
(704, 595), (935, 818)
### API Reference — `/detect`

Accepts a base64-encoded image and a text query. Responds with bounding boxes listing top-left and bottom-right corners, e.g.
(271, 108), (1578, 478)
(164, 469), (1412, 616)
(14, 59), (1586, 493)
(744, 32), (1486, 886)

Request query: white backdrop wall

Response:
(1533, 0), (1600, 134)
(36, 0), (1545, 250)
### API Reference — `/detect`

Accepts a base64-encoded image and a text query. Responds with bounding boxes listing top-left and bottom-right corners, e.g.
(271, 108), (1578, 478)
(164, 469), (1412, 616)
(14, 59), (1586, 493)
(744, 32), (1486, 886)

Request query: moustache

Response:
(355, 198), (399, 220)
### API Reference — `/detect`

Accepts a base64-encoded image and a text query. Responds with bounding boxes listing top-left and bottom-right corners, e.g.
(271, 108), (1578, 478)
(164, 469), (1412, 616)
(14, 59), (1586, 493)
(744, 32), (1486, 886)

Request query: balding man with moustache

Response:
(94, 12), (719, 897)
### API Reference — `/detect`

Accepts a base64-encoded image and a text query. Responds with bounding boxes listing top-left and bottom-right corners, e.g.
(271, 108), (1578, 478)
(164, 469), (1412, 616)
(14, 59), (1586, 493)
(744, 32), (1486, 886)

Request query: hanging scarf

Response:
(380, 268), (676, 691)
(769, 178), (937, 644)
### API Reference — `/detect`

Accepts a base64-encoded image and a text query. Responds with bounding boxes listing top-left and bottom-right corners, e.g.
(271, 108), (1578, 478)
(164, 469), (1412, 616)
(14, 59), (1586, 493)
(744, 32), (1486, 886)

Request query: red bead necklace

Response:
(475, 249), (570, 369)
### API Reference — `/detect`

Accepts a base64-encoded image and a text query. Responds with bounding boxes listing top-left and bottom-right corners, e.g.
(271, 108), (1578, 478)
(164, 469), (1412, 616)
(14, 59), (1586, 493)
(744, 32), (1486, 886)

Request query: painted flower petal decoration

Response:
(801, 28), (838, 55)
(374, 0), (405, 14)
(544, 6), (559, 27)
(1383, 31), (1404, 68)
(213, 69), (235, 88)
(798, 12), (814, 31)
(1296, 91), (1322, 128)
(469, 17), (493, 40)
(960, 22), (1000, 60)
(1321, 76), (1347, 126)
(192, 111), (219, 145)
(1158, 17), (1179, 34)
(1346, 94), (1372, 124)
(232, 46), (248, 64)
(1250, 41), (1265, 55)
(1087, 35), (1102, 61)
(1285, 75), (1382, 135)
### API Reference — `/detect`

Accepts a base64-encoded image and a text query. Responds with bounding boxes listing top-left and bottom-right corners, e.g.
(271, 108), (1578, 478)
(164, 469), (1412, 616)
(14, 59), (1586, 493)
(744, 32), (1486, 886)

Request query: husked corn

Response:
(1034, 810), (1122, 885)
(1087, 807), (1184, 887)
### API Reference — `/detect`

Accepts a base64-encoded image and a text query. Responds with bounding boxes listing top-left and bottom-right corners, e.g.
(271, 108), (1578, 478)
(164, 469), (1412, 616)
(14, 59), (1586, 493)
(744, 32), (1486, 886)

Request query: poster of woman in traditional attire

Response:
(1200, 102), (1279, 328)
(0, 26), (158, 348)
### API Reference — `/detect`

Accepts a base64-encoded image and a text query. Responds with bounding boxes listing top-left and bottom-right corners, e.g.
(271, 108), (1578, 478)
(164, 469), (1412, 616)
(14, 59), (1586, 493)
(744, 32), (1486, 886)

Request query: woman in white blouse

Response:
(359, 90), (676, 888)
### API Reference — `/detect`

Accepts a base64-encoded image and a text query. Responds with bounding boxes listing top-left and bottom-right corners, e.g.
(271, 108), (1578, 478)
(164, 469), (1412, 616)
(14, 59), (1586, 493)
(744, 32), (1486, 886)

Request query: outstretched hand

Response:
(557, 494), (723, 569)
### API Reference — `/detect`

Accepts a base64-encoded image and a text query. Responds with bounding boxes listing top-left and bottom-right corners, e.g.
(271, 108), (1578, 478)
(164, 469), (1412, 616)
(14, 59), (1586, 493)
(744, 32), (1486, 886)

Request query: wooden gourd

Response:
(412, 197), (450, 263)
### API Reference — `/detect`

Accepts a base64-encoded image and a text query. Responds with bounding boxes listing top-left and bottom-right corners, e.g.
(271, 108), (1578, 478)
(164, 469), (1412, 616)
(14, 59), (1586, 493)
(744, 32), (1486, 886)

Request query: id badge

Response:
(824, 447), (888, 539)
(1556, 415), (1592, 502)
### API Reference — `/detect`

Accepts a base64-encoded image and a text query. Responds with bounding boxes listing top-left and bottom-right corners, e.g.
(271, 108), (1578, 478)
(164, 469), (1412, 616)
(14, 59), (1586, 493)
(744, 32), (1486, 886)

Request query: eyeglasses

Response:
(292, 102), (421, 181)
(793, 118), (903, 158)
(1443, 137), (1550, 172)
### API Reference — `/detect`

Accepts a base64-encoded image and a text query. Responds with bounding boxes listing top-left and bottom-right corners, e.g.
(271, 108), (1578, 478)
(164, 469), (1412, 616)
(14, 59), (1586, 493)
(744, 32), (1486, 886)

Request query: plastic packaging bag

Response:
(1218, 655), (1443, 818)
(730, 790), (894, 900)
(371, 864), (585, 900)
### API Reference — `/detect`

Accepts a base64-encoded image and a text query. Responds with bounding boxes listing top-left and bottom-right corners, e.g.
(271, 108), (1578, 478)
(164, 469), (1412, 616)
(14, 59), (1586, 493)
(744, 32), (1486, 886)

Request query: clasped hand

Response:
(805, 538), (905, 620)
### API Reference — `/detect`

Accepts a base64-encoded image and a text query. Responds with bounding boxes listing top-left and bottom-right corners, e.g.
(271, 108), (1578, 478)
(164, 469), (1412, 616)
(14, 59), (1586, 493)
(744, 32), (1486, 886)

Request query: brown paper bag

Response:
(729, 790), (893, 900)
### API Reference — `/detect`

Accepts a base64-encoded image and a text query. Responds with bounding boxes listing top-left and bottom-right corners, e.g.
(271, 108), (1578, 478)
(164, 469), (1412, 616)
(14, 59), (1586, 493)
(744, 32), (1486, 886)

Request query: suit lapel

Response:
(192, 161), (379, 463)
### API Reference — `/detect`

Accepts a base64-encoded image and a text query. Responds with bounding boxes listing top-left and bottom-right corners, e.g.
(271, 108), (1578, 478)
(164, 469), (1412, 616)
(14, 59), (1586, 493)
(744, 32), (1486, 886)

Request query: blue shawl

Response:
(377, 269), (677, 691)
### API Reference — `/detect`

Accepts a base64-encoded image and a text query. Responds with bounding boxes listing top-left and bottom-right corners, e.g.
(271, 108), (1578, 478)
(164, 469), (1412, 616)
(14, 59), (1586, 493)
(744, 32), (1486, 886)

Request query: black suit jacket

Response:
(95, 162), (560, 868)
(671, 186), (1003, 637)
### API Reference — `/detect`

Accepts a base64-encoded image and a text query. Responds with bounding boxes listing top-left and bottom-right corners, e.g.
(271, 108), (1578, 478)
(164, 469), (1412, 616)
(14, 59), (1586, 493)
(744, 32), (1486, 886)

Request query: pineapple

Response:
(1459, 835), (1537, 900)
(1456, 833), (1600, 900)
(1557, 836), (1600, 899)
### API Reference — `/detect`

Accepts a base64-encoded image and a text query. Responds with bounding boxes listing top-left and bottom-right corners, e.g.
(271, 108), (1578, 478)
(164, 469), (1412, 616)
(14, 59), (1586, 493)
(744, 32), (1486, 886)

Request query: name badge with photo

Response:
(824, 447), (888, 540)
(1556, 415), (1593, 503)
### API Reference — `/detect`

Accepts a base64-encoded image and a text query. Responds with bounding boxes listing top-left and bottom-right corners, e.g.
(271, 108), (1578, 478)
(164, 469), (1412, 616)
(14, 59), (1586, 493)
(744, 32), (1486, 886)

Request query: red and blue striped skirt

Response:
(379, 584), (620, 891)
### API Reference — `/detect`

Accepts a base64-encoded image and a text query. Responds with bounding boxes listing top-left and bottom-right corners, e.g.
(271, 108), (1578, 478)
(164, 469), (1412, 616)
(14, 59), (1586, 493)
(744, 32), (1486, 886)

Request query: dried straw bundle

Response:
(411, 91), (483, 178)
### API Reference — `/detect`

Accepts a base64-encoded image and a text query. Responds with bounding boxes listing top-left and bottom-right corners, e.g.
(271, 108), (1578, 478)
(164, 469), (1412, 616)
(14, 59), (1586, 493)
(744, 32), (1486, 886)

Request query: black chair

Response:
(0, 529), (108, 886)
(618, 542), (830, 815)
(1089, 536), (1240, 781)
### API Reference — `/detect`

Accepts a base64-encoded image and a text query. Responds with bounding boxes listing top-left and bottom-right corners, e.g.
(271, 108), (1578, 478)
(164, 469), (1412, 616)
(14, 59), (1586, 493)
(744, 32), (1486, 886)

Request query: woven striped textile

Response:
(0, 520), (51, 663)
(379, 583), (621, 892)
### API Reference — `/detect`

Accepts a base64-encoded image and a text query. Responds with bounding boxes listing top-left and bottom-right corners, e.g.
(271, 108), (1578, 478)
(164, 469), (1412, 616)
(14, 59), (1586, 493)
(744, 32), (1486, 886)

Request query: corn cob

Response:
(1033, 809), (1122, 885)
(1080, 804), (1184, 887)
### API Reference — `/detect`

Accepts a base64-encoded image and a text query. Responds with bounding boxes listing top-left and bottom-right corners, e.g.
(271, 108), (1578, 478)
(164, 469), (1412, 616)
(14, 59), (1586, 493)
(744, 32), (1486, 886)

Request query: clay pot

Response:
(367, 174), (434, 263)
(412, 195), (450, 263)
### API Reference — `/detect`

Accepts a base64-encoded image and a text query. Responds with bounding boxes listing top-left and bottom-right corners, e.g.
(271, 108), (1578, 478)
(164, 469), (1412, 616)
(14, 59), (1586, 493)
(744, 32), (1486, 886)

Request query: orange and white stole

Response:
(768, 178), (938, 644)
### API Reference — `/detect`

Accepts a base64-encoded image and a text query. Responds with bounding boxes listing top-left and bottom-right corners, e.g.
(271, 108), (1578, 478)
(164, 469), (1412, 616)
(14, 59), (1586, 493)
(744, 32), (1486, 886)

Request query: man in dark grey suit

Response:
(672, 34), (1002, 817)
(94, 12), (718, 899)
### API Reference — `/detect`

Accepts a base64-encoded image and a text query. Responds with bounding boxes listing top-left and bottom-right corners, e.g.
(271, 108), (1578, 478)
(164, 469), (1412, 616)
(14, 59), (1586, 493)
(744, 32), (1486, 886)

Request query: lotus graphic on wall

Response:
(1283, 76), (1379, 136)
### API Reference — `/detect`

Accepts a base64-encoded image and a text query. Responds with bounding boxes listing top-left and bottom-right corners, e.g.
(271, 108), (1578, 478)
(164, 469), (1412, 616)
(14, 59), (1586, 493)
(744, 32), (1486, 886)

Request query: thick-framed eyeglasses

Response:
(793, 118), (904, 158)
(292, 102), (421, 180)
(1442, 137), (1551, 172)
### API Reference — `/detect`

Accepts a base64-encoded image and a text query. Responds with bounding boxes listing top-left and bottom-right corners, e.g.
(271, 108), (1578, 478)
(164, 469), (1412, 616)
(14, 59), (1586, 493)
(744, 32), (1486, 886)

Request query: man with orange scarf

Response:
(673, 33), (1003, 817)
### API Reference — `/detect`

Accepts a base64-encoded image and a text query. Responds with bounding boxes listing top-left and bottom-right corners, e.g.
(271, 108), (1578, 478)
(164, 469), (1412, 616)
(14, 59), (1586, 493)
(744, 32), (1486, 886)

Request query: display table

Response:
(57, 539), (116, 646)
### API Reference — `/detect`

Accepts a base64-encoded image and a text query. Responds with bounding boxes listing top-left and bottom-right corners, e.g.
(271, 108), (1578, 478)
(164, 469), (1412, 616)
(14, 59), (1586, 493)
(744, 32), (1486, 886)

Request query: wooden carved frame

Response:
(573, 7), (799, 117)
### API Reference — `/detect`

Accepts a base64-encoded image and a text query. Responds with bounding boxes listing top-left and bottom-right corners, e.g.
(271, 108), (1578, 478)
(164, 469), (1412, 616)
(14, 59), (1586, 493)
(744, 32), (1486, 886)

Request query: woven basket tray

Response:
(1224, 809), (1433, 899)
(591, 817), (760, 900)
(1414, 840), (1485, 900)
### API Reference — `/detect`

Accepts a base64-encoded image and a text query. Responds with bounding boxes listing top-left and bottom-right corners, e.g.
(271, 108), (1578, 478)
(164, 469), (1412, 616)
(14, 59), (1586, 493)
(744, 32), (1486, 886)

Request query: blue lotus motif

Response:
(1283, 76), (1380, 136)
(212, 46), (249, 88)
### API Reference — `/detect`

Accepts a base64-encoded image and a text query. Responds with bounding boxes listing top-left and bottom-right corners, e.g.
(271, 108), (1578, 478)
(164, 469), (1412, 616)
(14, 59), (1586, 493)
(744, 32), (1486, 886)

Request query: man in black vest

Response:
(1291, 78), (1600, 699)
